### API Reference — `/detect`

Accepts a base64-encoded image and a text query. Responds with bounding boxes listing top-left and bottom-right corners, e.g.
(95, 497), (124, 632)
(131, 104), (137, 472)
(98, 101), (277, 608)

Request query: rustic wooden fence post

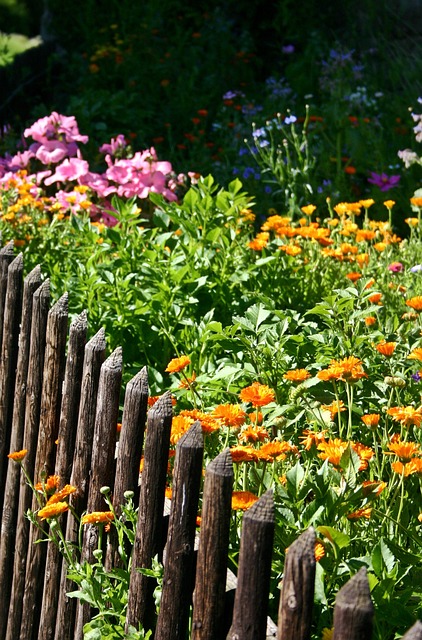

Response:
(0, 253), (24, 512)
(0, 263), (41, 640)
(332, 567), (374, 640)
(125, 391), (173, 634)
(38, 310), (88, 640)
(0, 240), (15, 351)
(226, 490), (275, 640)
(19, 292), (68, 640)
(277, 527), (316, 640)
(106, 365), (149, 570)
(402, 621), (422, 639)
(155, 421), (204, 640)
(5, 278), (50, 640)
(54, 327), (106, 640)
(74, 346), (123, 640)
(192, 448), (233, 640)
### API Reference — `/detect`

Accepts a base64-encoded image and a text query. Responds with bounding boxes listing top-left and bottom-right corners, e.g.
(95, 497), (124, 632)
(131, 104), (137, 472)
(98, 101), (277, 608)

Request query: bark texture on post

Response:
(277, 527), (316, 640)
(106, 365), (148, 569)
(332, 567), (374, 640)
(0, 240), (15, 352)
(54, 327), (106, 640)
(192, 448), (233, 640)
(38, 310), (88, 640)
(155, 421), (204, 640)
(227, 490), (275, 640)
(0, 253), (24, 513)
(19, 292), (68, 640)
(0, 264), (41, 640)
(125, 391), (173, 633)
(5, 279), (50, 640)
(74, 346), (123, 640)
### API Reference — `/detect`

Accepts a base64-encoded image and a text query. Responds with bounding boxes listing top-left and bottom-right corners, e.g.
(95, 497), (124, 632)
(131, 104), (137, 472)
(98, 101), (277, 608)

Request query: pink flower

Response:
(44, 158), (89, 185)
(34, 141), (79, 165)
(367, 172), (400, 191)
(24, 112), (88, 145)
(99, 134), (127, 156)
(79, 172), (114, 198)
(387, 262), (404, 273)
(9, 150), (35, 168)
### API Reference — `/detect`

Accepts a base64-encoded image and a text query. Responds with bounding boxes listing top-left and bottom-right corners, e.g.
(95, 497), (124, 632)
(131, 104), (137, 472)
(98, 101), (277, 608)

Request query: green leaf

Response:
(340, 444), (361, 489)
(317, 526), (350, 550)
(286, 462), (305, 498)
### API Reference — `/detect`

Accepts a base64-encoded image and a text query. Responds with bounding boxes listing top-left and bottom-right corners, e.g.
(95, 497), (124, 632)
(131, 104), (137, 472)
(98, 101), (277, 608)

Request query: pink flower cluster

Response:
(0, 112), (185, 225)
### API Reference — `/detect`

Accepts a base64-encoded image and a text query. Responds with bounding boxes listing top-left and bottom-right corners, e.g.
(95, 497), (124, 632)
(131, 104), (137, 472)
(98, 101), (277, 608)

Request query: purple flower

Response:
(410, 264), (422, 273)
(367, 172), (400, 191)
(282, 44), (295, 54)
(411, 371), (422, 382)
(284, 115), (297, 125)
(387, 262), (404, 273)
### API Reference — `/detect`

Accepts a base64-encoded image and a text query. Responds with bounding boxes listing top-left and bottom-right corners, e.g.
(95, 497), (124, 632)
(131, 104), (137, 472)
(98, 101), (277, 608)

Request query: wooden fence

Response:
(0, 247), (421, 640)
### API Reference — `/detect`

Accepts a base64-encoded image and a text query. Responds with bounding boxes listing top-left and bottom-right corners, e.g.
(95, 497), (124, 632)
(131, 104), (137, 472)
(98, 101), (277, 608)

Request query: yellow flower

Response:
(322, 627), (334, 640)
(165, 355), (191, 373)
(38, 502), (69, 520)
(231, 491), (259, 511)
(81, 511), (114, 525)
(406, 296), (422, 311)
(7, 449), (28, 462)
(408, 348), (422, 361)
(301, 204), (317, 216)
(170, 415), (195, 444)
(239, 381), (275, 407)
(383, 200), (395, 210)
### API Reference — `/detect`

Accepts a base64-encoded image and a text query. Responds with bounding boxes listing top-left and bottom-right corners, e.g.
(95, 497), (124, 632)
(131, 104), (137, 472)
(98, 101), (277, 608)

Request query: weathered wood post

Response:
(155, 421), (204, 640)
(332, 567), (374, 640)
(19, 292), (68, 640)
(125, 391), (173, 633)
(0, 264), (41, 637)
(226, 490), (275, 640)
(38, 310), (88, 640)
(277, 527), (316, 640)
(54, 327), (106, 640)
(402, 621), (422, 639)
(5, 278), (50, 640)
(74, 346), (123, 640)
(192, 448), (233, 640)
(0, 253), (24, 512)
(0, 240), (15, 351)
(106, 365), (149, 570)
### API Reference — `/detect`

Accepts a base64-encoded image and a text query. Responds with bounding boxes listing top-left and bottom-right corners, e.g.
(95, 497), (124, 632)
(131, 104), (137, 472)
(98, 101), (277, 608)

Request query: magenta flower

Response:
(44, 158), (89, 185)
(24, 112), (88, 145)
(99, 134), (127, 156)
(387, 262), (404, 273)
(367, 172), (400, 191)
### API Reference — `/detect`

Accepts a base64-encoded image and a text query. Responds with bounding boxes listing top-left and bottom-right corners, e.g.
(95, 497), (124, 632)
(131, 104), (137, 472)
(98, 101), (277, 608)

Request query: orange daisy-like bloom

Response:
(231, 491), (259, 511)
(165, 355), (191, 373)
(283, 368), (311, 383)
(408, 348), (422, 361)
(7, 449), (28, 462)
(362, 480), (387, 497)
(279, 244), (302, 257)
(321, 400), (346, 421)
(410, 197), (422, 207)
(347, 507), (372, 520)
(239, 381), (275, 407)
(406, 296), (422, 311)
(170, 415), (195, 445)
(375, 341), (397, 357)
(301, 204), (317, 216)
(352, 442), (374, 470)
(213, 403), (246, 428)
(179, 372), (197, 389)
(318, 356), (367, 384)
(387, 406), (422, 428)
(256, 441), (298, 462)
(230, 445), (258, 463)
(179, 409), (221, 434)
(391, 459), (422, 476)
(361, 413), (380, 429)
(247, 410), (263, 424)
(360, 198), (375, 209)
(386, 439), (420, 460)
(365, 316), (377, 327)
(368, 292), (382, 304)
(35, 475), (60, 494)
(47, 484), (77, 505)
(314, 541), (325, 562)
(317, 438), (348, 467)
(299, 429), (328, 450)
(81, 511), (115, 525)
(345, 272), (362, 282)
(356, 253), (370, 267)
(38, 502), (69, 520)
(238, 425), (269, 444)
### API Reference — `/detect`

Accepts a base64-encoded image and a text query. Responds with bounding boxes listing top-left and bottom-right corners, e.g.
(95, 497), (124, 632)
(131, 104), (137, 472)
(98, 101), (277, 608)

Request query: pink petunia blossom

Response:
(99, 134), (127, 156)
(44, 158), (89, 185)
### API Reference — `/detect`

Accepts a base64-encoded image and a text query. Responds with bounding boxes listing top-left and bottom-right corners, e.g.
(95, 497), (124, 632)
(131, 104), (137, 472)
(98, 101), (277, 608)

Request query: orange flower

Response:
(362, 480), (387, 497)
(360, 199), (375, 209)
(387, 406), (422, 428)
(279, 244), (302, 257)
(256, 441), (298, 462)
(231, 491), (259, 511)
(368, 292), (382, 304)
(386, 439), (420, 460)
(383, 200), (395, 210)
(301, 204), (317, 216)
(7, 449), (28, 462)
(375, 341), (397, 357)
(321, 400), (346, 421)
(361, 413), (380, 429)
(406, 296), (422, 311)
(365, 316), (377, 326)
(405, 217), (419, 227)
(318, 356), (367, 384)
(179, 372), (197, 389)
(213, 404), (246, 428)
(347, 507), (372, 520)
(408, 348), (422, 361)
(230, 445), (258, 463)
(352, 442), (374, 470)
(35, 475), (60, 494)
(345, 272), (362, 282)
(299, 429), (327, 450)
(317, 438), (348, 466)
(81, 511), (115, 525)
(165, 355), (191, 373)
(314, 541), (325, 562)
(238, 425), (269, 443)
(170, 415), (194, 444)
(247, 410), (263, 424)
(239, 381), (275, 407)
(47, 484), (77, 505)
(391, 460), (422, 476)
(283, 368), (311, 383)
(248, 232), (270, 251)
(179, 409), (221, 434)
(38, 502), (69, 520)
